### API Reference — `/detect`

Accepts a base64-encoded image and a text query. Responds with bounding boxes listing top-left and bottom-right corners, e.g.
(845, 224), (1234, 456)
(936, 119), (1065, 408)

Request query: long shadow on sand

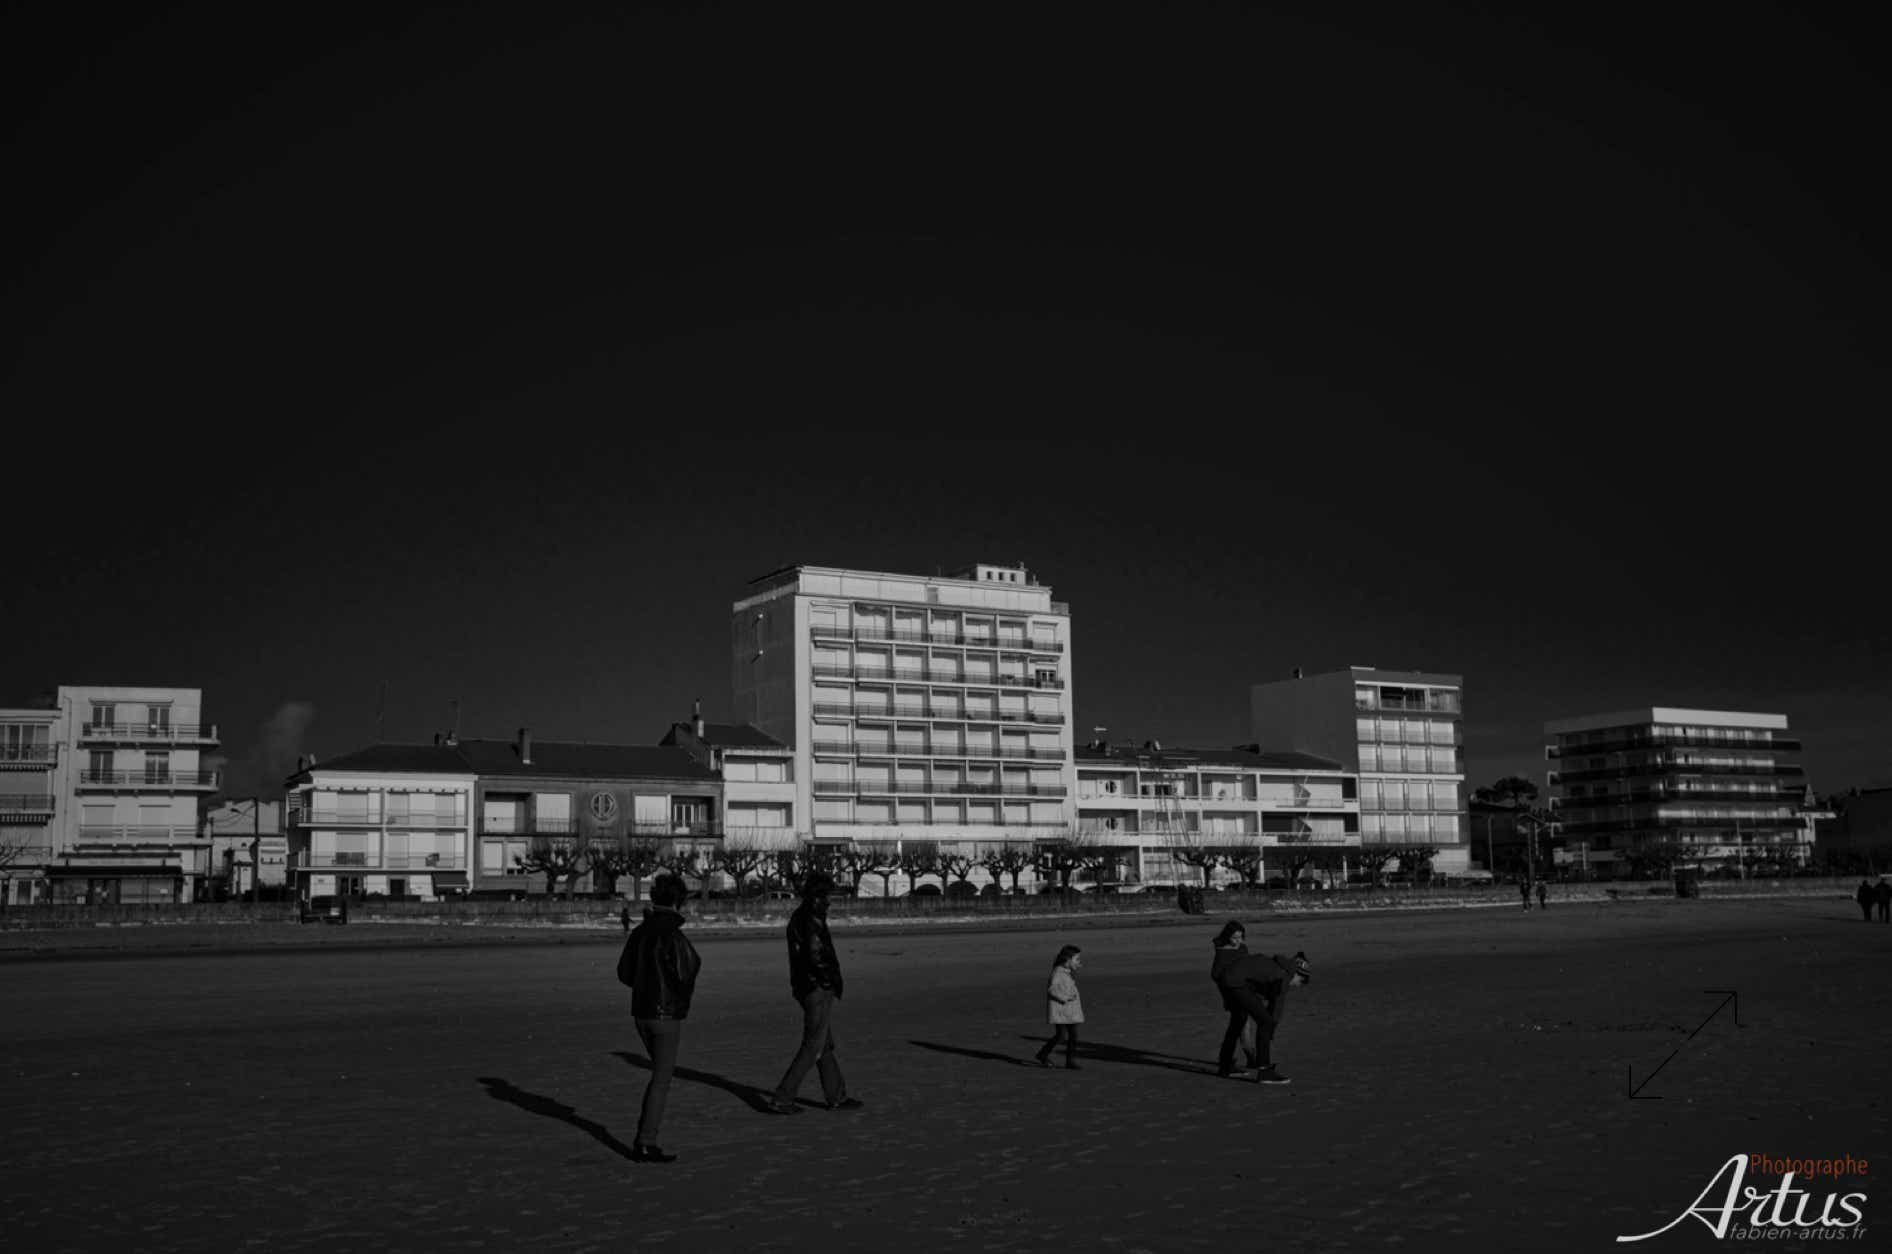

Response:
(476, 1076), (636, 1160)
(1008, 1035), (1220, 1076)
(610, 1051), (787, 1113)
(910, 1040), (1040, 1067)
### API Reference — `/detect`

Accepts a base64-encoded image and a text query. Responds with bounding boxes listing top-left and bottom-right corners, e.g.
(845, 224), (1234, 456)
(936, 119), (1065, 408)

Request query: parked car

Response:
(298, 895), (349, 925)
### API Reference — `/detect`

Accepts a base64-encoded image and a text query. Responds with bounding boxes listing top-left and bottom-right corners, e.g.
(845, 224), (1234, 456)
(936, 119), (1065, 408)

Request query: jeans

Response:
(1216, 1004), (1259, 1073)
(1037, 1023), (1080, 1063)
(775, 989), (847, 1105)
(634, 1018), (682, 1145)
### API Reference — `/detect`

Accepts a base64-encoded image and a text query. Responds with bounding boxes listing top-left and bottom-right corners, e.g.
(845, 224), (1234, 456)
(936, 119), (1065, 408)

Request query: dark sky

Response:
(5, 3), (1885, 800)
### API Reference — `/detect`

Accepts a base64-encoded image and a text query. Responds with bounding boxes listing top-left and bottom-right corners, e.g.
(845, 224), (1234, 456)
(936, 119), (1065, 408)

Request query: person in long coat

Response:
(1033, 945), (1085, 1069)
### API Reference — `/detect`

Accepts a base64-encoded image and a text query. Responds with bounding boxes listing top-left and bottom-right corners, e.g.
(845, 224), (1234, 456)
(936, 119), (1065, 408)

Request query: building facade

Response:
(1074, 742), (1358, 887)
(200, 799), (288, 896)
(1544, 708), (1810, 872)
(1249, 666), (1469, 874)
(284, 744), (477, 901)
(0, 705), (59, 904)
(732, 562), (1075, 856)
(459, 731), (721, 896)
(0, 686), (222, 903)
(660, 702), (797, 852)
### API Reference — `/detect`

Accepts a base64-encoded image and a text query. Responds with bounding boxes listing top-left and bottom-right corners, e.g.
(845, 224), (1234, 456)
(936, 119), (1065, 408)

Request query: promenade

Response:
(2, 896), (1886, 1252)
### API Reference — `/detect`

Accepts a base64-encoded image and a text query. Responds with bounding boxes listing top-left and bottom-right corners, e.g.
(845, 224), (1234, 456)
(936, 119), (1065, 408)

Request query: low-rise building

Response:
(284, 744), (477, 901)
(200, 799), (288, 896)
(660, 701), (796, 852)
(0, 704), (59, 904)
(1074, 741), (1359, 887)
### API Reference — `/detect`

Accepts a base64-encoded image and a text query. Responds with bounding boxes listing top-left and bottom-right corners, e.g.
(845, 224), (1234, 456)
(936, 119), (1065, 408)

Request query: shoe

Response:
(1256, 1069), (1292, 1086)
(827, 1097), (865, 1111)
(630, 1143), (677, 1163)
(1033, 1055), (1053, 1068)
(764, 1098), (803, 1115)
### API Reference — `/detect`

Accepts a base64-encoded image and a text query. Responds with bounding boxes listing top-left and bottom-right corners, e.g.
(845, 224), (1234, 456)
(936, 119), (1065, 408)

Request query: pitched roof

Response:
(658, 721), (786, 749)
(294, 744), (477, 777)
(454, 739), (716, 781)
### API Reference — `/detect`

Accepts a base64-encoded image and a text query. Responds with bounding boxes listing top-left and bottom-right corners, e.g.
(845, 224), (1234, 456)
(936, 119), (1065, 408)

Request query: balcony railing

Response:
(811, 664), (1063, 690)
(1553, 763), (1805, 785)
(76, 770), (219, 789)
(0, 794), (57, 820)
(1355, 696), (1460, 714)
(1552, 816), (1807, 835)
(1556, 788), (1806, 809)
(811, 741), (1066, 762)
(1547, 733), (1803, 759)
(75, 825), (201, 842)
(813, 781), (1069, 798)
(811, 702), (1065, 726)
(78, 723), (220, 744)
(809, 625), (1064, 654)
(476, 818), (575, 835)
(482, 822), (726, 841)
(0, 746), (58, 766)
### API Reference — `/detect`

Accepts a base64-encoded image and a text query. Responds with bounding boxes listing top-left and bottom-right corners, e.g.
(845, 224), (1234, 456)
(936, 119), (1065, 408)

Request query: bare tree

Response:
(1166, 830), (1224, 889)
(515, 834), (589, 898)
(1389, 845), (1440, 882)
(828, 848), (878, 897)
(939, 850), (976, 892)
(585, 836), (662, 899)
(710, 837), (769, 899)
(1221, 847), (1265, 888)
(853, 844), (902, 897)
(1352, 846), (1397, 887)
(979, 843), (1034, 894)
(0, 832), (31, 908)
(897, 848), (941, 894)
(1035, 830), (1109, 893)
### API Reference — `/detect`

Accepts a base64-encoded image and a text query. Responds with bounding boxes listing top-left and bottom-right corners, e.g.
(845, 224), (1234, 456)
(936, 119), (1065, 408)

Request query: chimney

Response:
(518, 727), (532, 766)
(692, 698), (705, 740)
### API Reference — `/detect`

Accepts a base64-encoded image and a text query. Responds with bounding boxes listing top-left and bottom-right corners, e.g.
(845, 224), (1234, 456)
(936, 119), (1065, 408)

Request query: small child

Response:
(1034, 944), (1085, 1070)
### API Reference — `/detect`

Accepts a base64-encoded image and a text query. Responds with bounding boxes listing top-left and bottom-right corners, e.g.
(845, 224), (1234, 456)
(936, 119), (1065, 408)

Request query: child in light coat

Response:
(1034, 945), (1085, 1070)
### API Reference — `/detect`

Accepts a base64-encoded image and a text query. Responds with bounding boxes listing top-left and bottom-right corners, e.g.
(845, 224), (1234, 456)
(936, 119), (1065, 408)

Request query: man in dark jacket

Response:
(768, 872), (862, 1115)
(1210, 921), (1260, 1078)
(617, 872), (702, 1162)
(1875, 876), (1891, 923)
(1857, 879), (1875, 923)
(1215, 945), (1311, 1085)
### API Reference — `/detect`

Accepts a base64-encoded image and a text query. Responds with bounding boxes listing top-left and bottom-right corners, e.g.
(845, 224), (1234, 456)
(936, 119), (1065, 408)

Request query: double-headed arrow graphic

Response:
(1627, 989), (1739, 1099)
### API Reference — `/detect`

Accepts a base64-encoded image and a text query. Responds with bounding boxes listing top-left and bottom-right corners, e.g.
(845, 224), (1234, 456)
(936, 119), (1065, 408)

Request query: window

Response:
(144, 752), (170, 784)
(90, 705), (115, 730)
(88, 750), (113, 781)
(147, 706), (171, 735)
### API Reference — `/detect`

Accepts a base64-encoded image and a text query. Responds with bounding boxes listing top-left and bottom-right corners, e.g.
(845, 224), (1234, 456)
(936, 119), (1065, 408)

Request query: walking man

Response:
(616, 871), (701, 1163)
(768, 872), (863, 1115)
(1875, 875), (1891, 924)
(1856, 879), (1875, 923)
(1536, 880), (1548, 910)
(1520, 880), (1532, 910)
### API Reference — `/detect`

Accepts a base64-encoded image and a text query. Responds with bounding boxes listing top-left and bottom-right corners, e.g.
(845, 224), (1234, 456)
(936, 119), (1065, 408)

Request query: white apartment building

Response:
(1250, 666), (1470, 875)
(1075, 743), (1360, 887)
(284, 745), (476, 901)
(0, 686), (222, 903)
(0, 704), (59, 904)
(732, 562), (1074, 855)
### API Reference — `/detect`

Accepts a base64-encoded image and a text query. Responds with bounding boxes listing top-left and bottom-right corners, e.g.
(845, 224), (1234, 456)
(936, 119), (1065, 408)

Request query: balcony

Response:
(1556, 788), (1806, 809)
(0, 746), (58, 768)
(812, 664), (1063, 690)
(477, 817), (575, 835)
(811, 741), (1066, 762)
(78, 723), (220, 746)
(809, 625), (1064, 654)
(812, 702), (1065, 726)
(814, 781), (1069, 798)
(0, 794), (56, 822)
(1553, 763), (1805, 785)
(1547, 733), (1803, 759)
(75, 770), (218, 791)
(1355, 695), (1460, 714)
(75, 825), (202, 843)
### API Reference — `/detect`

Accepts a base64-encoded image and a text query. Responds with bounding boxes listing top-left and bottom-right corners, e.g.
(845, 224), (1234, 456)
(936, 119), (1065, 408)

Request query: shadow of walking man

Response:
(910, 1040), (1038, 1067)
(476, 1076), (636, 1161)
(609, 1051), (783, 1114)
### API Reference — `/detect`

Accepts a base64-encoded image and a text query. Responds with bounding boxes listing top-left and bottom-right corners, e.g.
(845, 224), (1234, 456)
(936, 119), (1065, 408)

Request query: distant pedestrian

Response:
(1536, 881), (1548, 910)
(1856, 879), (1875, 923)
(1035, 944), (1085, 1069)
(1875, 876), (1891, 923)
(767, 872), (862, 1115)
(1210, 921), (1261, 1077)
(1520, 880), (1532, 910)
(1215, 947), (1311, 1084)
(620, 902), (632, 934)
(615, 872), (701, 1164)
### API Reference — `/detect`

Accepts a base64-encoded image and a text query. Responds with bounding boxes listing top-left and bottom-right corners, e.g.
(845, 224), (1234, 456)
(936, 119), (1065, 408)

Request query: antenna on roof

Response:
(376, 680), (388, 738)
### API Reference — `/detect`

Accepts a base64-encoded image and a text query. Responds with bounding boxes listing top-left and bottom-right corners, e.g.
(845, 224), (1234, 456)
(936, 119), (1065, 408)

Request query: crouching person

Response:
(1216, 948), (1311, 1085)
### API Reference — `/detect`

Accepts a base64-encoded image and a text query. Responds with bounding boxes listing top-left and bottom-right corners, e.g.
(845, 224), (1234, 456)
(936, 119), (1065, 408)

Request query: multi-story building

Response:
(284, 743), (477, 901)
(660, 701), (796, 852)
(1074, 741), (1358, 887)
(0, 704), (60, 903)
(1249, 666), (1469, 874)
(732, 562), (1074, 858)
(459, 730), (721, 895)
(6, 685), (223, 904)
(1545, 708), (1810, 872)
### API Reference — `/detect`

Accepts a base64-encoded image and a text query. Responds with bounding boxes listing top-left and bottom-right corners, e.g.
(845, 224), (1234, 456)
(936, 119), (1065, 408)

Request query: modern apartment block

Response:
(1544, 708), (1811, 871)
(1249, 666), (1469, 874)
(732, 562), (1074, 854)
(1074, 742), (1358, 886)
(0, 686), (222, 903)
